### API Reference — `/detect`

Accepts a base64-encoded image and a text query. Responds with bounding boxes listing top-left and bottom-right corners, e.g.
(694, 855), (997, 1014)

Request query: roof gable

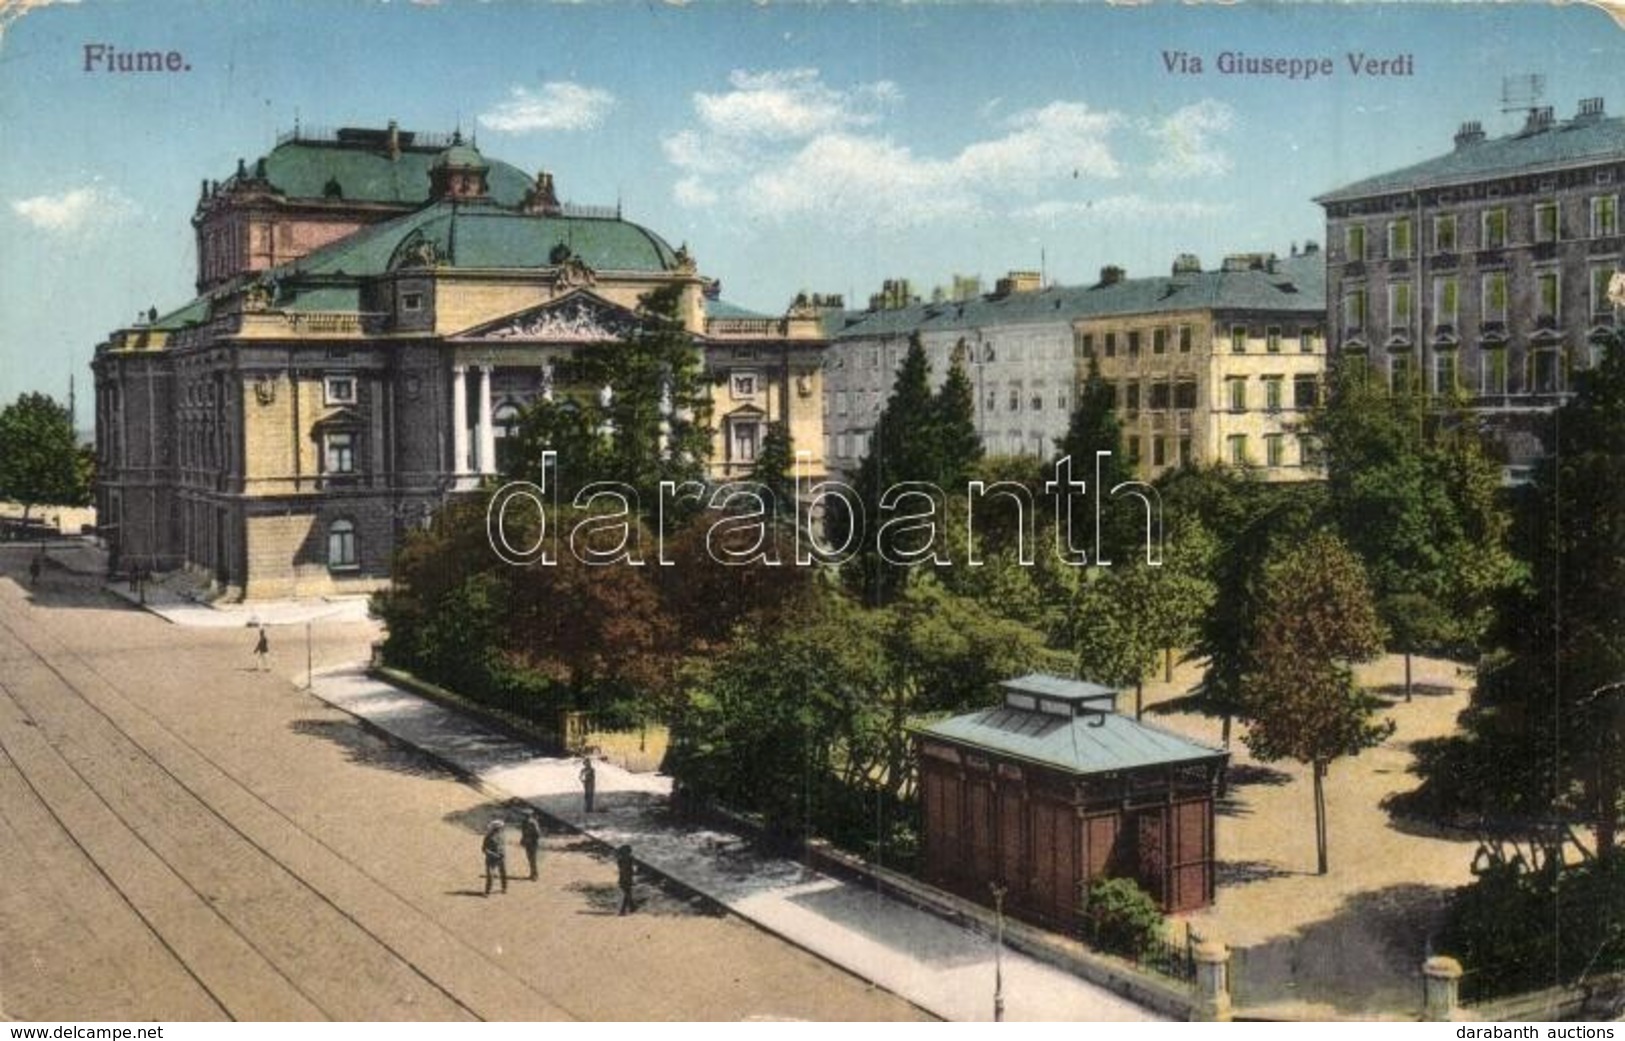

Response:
(451, 290), (641, 343)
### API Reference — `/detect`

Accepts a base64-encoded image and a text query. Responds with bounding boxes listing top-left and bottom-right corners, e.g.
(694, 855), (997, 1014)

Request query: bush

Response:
(1083, 877), (1166, 958)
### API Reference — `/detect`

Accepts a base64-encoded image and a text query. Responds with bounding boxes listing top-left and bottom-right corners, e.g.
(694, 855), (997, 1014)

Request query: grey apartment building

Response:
(1316, 96), (1624, 467)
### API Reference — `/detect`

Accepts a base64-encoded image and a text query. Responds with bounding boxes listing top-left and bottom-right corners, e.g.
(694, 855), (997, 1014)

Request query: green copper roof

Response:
(833, 252), (1325, 342)
(150, 296), (212, 331)
(1317, 112), (1625, 204)
(284, 200), (678, 277)
(706, 298), (769, 319)
(916, 702), (1226, 776)
(432, 142), (488, 171)
(247, 136), (532, 208)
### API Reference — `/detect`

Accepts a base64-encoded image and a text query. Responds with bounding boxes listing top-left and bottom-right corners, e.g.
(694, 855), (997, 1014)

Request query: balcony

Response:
(1430, 252), (1459, 270)
(1477, 249), (1508, 267)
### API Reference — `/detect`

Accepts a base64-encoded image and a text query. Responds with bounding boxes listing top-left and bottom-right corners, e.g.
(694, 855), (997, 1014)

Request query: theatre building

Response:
(92, 124), (827, 598)
(914, 674), (1228, 924)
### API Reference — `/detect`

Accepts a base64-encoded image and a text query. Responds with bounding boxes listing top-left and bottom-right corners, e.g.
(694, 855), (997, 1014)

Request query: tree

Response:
(0, 393), (87, 519)
(508, 284), (712, 524)
(1243, 531), (1390, 874)
(749, 421), (796, 520)
(932, 355), (984, 487)
(1052, 356), (1138, 563)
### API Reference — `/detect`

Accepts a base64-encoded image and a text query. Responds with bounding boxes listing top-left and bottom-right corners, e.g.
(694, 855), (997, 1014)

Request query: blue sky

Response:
(0, 0), (1619, 416)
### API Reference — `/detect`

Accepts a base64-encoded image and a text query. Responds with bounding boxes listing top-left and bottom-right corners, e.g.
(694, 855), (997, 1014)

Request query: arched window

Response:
(328, 519), (357, 570)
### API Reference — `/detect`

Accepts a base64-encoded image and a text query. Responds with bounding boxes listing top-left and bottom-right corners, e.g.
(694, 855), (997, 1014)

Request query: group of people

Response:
(479, 757), (637, 914)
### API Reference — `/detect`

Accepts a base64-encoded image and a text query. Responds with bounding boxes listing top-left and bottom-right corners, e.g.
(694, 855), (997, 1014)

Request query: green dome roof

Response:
(431, 139), (488, 172)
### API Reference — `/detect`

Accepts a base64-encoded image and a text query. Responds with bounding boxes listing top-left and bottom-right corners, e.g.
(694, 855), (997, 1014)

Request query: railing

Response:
(708, 317), (783, 337)
(557, 201), (622, 220)
(1137, 933), (1198, 984)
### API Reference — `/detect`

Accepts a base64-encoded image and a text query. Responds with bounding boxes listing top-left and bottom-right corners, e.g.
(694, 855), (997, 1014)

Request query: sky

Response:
(0, 0), (1620, 418)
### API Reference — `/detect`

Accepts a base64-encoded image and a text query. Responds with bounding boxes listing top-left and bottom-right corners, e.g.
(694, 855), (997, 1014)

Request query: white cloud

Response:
(1145, 99), (1236, 180)
(479, 82), (616, 134)
(11, 183), (137, 233)
(693, 68), (899, 141)
(664, 69), (1129, 229)
(1013, 195), (1230, 223)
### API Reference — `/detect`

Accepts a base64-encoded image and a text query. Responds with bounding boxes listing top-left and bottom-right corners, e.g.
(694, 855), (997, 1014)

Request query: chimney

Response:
(1303, 240), (1320, 255)
(1096, 265), (1125, 287)
(1523, 106), (1555, 133)
(1171, 253), (1202, 276)
(1576, 97), (1606, 121)
(388, 120), (401, 161)
(994, 270), (1042, 296)
(1454, 120), (1485, 149)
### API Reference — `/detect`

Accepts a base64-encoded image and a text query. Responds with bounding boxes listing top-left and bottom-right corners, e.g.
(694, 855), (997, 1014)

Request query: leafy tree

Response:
(509, 285), (712, 524)
(1243, 531), (1390, 874)
(0, 393), (87, 518)
(1051, 356), (1138, 563)
(1073, 566), (1162, 719)
(749, 421), (796, 520)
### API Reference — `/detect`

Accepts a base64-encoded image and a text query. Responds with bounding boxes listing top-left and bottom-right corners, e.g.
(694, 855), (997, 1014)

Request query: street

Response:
(0, 547), (926, 1022)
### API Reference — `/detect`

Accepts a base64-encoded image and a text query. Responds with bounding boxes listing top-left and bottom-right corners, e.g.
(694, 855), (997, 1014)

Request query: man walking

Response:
(616, 844), (636, 915)
(519, 810), (543, 881)
(252, 625), (270, 671)
(482, 819), (508, 896)
(579, 757), (596, 815)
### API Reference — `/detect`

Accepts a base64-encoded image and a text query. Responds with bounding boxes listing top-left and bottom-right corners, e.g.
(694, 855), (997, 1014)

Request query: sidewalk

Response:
(308, 664), (1166, 1023)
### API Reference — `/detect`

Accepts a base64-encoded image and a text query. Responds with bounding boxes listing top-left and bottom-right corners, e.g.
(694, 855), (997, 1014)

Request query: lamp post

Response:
(990, 881), (1008, 1022)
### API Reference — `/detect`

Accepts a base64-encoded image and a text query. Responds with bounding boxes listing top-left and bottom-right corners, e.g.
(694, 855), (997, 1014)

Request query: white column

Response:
(478, 364), (496, 476)
(451, 364), (469, 475)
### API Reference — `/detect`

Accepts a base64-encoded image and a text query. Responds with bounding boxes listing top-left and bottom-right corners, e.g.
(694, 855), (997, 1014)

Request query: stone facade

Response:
(95, 124), (828, 599)
(1317, 97), (1625, 470)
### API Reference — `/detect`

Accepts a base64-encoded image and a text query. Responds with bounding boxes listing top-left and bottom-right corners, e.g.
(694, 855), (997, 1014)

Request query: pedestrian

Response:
(616, 844), (636, 915)
(482, 819), (508, 896)
(519, 809), (543, 881)
(579, 757), (596, 814)
(252, 625), (270, 670)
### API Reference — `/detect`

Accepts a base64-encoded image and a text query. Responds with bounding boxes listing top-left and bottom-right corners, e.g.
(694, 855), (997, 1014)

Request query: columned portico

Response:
(477, 363), (496, 476)
(451, 363), (469, 477)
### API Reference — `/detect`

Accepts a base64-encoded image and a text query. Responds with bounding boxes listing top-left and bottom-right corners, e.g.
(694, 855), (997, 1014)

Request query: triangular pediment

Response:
(452, 290), (641, 344)
(312, 405), (367, 429)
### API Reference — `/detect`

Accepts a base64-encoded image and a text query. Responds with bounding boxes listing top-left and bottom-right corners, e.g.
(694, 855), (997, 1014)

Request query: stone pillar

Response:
(1191, 939), (1232, 1022)
(451, 364), (469, 474)
(478, 364), (496, 476)
(1422, 956), (1462, 1022)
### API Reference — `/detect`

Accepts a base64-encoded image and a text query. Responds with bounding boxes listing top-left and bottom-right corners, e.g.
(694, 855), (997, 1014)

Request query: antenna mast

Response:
(1500, 73), (1546, 122)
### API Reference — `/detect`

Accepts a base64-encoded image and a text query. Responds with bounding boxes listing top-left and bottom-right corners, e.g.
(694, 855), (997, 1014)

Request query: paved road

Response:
(0, 549), (926, 1022)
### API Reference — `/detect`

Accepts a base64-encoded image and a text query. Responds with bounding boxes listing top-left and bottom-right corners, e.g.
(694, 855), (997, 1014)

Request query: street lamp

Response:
(990, 881), (1009, 1022)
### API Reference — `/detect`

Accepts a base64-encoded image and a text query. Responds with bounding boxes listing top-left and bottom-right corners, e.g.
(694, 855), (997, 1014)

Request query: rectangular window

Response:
(1344, 287), (1367, 331)
(1483, 272), (1508, 322)
(400, 291), (424, 312)
(836, 433), (850, 458)
(1299, 328), (1315, 353)
(1075, 331), (1094, 359)
(1345, 224), (1366, 261)
(985, 391), (997, 413)
(324, 431), (355, 474)
(1230, 325), (1248, 353)
(1293, 373), (1319, 409)
(1127, 436), (1142, 466)
(1178, 437), (1192, 466)
(1482, 208), (1508, 249)
(1030, 393), (1044, 412)
(1593, 266), (1619, 315)
(1390, 354), (1414, 395)
(1128, 331), (1142, 356)
(1174, 379), (1198, 410)
(1388, 282), (1412, 329)
(1104, 332), (1117, 358)
(1178, 325), (1193, 353)
(732, 422), (761, 463)
(1265, 434), (1285, 468)
(1592, 195), (1619, 237)
(1435, 277), (1459, 325)
(1537, 270), (1560, 320)
(1263, 376), (1283, 413)
(1227, 377), (1247, 412)
(1152, 437), (1167, 467)
(1434, 352), (1458, 395)
(1535, 202), (1559, 244)
(324, 375), (356, 405)
(1008, 389), (1021, 412)
(1266, 326), (1282, 353)
(1433, 214), (1457, 253)
(1388, 218), (1412, 258)
(1531, 350), (1563, 394)
(1056, 392), (1068, 411)
(1153, 328), (1168, 354)
(1124, 382), (1140, 413)
(328, 521), (357, 569)
(1482, 349), (1509, 396)
(836, 390), (849, 416)
(1149, 382), (1171, 410)
(1227, 434), (1248, 466)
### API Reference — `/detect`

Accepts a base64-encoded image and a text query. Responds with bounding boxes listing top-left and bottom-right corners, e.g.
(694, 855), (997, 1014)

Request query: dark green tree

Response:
(1051, 356), (1139, 563)
(932, 355), (984, 487)
(749, 421), (796, 521)
(0, 392), (87, 519)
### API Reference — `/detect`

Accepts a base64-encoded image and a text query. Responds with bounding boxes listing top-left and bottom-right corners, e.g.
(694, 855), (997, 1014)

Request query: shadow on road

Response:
(290, 716), (463, 780)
